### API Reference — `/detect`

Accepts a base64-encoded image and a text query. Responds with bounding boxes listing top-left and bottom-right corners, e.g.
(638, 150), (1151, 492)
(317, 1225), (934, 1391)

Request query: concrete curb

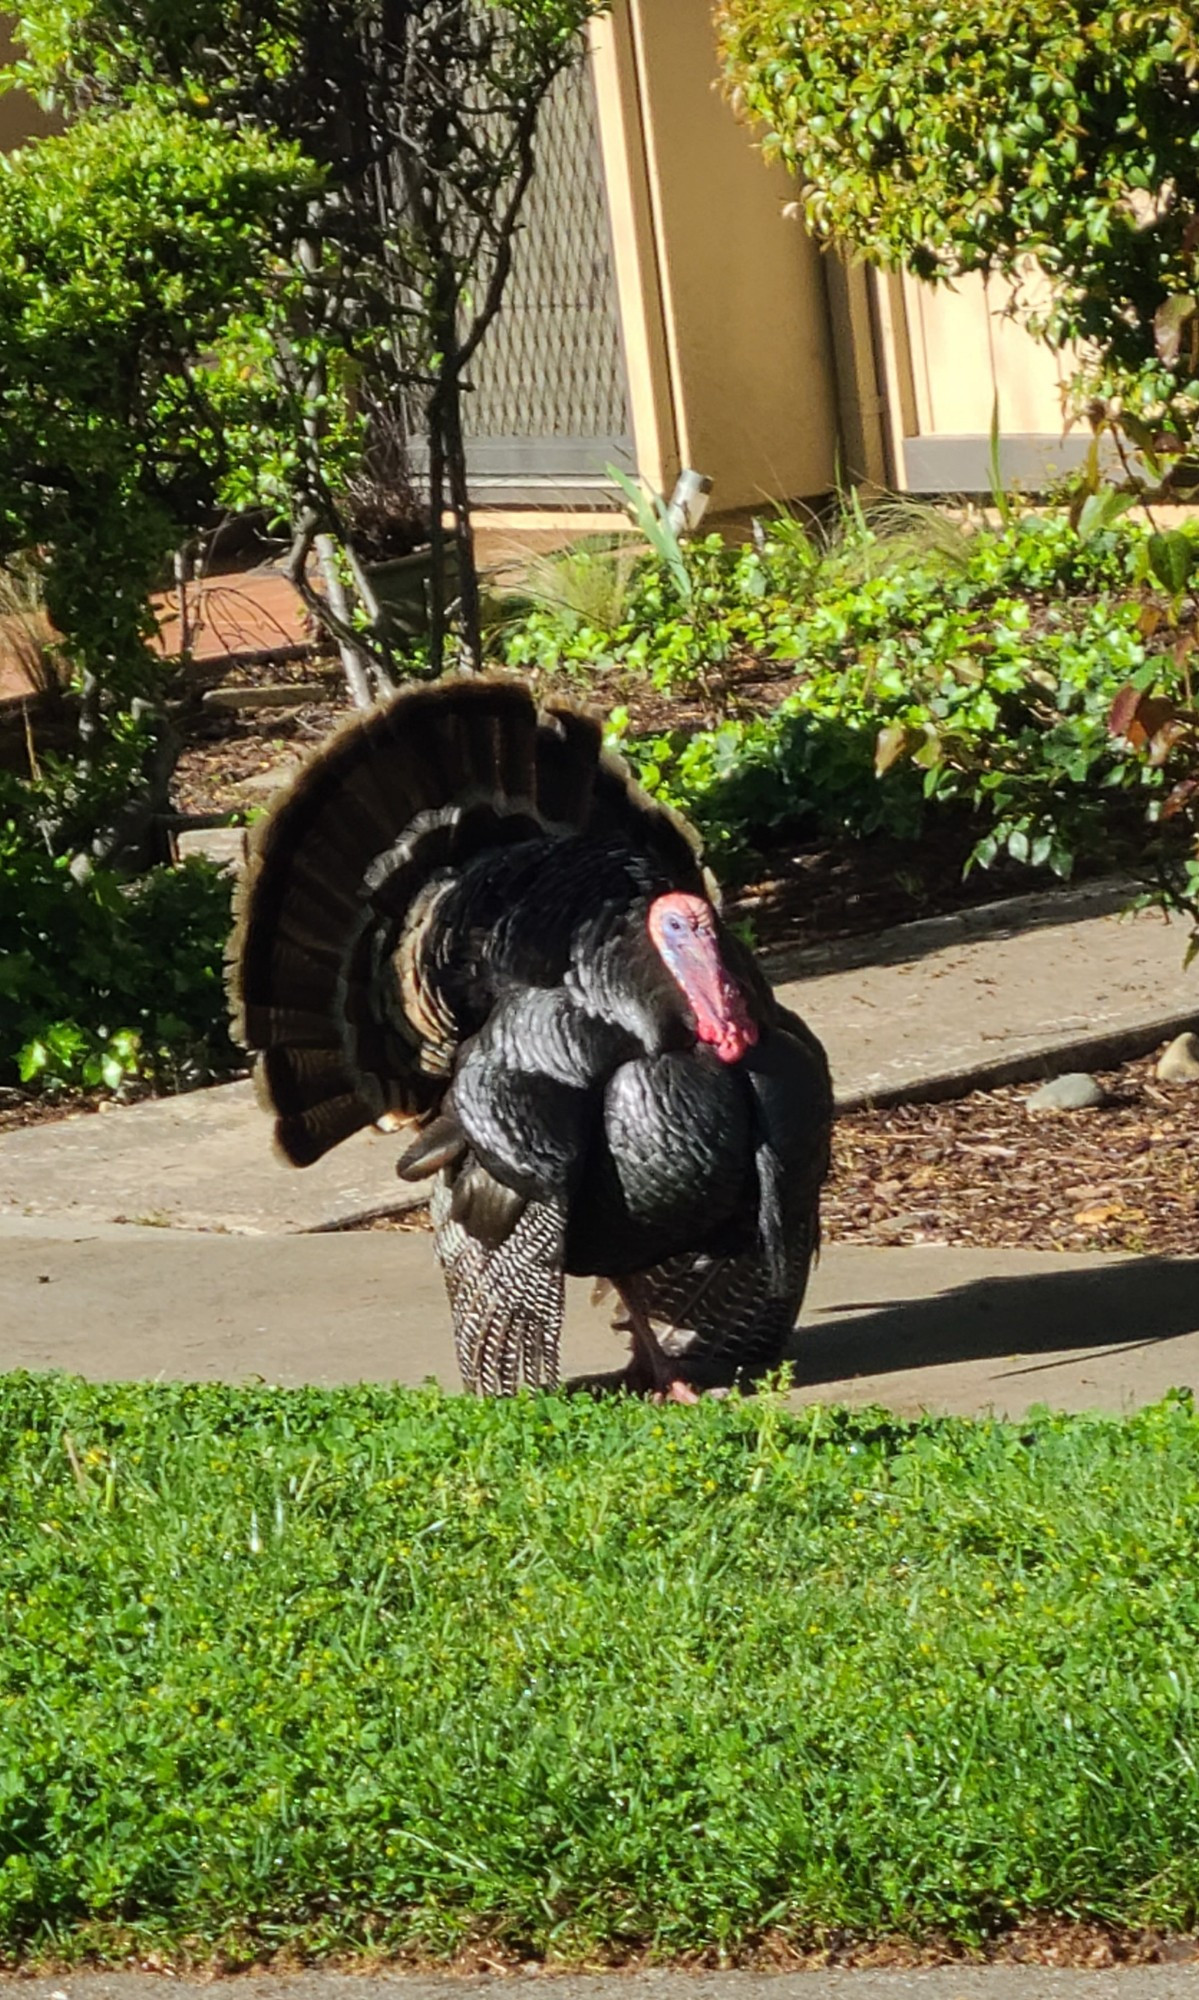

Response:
(833, 1008), (1199, 1114)
(3, 1967), (1199, 1998)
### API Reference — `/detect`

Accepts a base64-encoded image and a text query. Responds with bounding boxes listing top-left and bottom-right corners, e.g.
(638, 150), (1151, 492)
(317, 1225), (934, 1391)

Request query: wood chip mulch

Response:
(826, 1054), (1198, 1258)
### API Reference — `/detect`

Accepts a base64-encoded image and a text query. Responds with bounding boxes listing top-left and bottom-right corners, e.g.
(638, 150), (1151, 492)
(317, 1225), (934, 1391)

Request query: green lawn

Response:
(2, 1374), (1199, 1962)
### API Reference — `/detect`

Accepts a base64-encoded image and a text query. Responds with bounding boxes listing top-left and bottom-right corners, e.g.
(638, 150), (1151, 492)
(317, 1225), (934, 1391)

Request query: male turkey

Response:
(229, 676), (831, 1399)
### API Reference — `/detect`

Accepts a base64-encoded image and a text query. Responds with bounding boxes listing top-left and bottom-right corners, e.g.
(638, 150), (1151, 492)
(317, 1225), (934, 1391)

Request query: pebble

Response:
(1156, 1031), (1199, 1083)
(1024, 1071), (1106, 1112)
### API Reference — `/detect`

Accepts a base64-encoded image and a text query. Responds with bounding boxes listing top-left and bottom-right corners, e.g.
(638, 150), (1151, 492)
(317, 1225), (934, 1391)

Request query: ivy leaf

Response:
(17, 1038), (49, 1083)
(1076, 487), (1136, 542)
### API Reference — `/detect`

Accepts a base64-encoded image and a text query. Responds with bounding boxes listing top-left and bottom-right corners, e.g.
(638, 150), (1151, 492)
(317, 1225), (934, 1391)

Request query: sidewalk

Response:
(767, 878), (1196, 1110)
(5, 1972), (1199, 2000)
(2, 1218), (1195, 1420)
(0, 882), (1194, 1235)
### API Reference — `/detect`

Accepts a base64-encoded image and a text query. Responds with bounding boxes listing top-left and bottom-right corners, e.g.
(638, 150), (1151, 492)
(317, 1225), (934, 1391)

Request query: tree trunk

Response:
(315, 533), (375, 709)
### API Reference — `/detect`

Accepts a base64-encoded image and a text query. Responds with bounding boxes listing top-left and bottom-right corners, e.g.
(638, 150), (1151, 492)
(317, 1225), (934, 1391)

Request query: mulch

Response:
(826, 1053), (1198, 1258)
(171, 694), (344, 817)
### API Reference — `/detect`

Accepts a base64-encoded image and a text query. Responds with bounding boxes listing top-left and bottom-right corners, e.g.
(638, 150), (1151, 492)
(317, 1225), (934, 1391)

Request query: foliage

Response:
(2, 1373), (1199, 1960)
(0, 0), (597, 1104)
(491, 533), (644, 641)
(716, 0), (1199, 446)
(0, 807), (237, 1091)
(1108, 659), (1199, 957)
(506, 509), (1191, 880)
(6, 0), (600, 688)
(506, 522), (816, 701)
(0, 103), (310, 733)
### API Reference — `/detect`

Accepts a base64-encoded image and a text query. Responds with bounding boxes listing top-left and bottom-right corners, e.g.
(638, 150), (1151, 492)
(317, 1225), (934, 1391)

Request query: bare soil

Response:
(4, 1918), (1198, 1976)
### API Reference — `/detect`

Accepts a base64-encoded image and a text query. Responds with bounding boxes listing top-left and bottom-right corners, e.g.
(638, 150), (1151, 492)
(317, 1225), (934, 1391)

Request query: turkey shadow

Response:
(791, 1255), (1199, 1388)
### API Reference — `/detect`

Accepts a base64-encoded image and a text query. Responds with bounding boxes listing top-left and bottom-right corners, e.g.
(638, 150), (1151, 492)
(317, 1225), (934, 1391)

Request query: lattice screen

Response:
(463, 55), (631, 464)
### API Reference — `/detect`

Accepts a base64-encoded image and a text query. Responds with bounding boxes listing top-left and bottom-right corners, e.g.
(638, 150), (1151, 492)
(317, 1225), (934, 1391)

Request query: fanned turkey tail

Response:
(228, 673), (703, 1169)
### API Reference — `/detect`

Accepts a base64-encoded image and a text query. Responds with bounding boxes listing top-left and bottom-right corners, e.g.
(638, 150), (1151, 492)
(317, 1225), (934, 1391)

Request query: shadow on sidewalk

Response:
(795, 1255), (1198, 1387)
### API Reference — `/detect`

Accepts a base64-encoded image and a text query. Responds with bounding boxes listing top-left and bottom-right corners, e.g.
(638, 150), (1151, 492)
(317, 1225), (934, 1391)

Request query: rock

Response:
(175, 826), (247, 871)
(1156, 1031), (1199, 1083)
(1024, 1071), (1106, 1112)
(202, 682), (330, 712)
(233, 761), (303, 797)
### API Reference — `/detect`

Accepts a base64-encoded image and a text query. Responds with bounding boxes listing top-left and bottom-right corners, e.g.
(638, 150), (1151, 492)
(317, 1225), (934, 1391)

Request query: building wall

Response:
(0, 5), (1083, 509)
(0, 18), (55, 150)
(892, 266), (1090, 491)
(592, 0), (840, 510)
(902, 268), (1072, 435)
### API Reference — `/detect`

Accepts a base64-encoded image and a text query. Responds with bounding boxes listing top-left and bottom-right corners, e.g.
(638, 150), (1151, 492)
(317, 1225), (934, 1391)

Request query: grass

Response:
(3, 1374), (1199, 1964)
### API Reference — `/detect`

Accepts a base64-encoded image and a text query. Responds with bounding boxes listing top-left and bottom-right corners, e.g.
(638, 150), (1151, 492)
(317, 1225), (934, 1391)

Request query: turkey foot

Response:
(613, 1282), (700, 1404)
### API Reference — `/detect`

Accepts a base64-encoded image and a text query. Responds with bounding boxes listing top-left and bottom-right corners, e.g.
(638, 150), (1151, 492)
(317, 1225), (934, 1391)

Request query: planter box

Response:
(368, 544), (460, 644)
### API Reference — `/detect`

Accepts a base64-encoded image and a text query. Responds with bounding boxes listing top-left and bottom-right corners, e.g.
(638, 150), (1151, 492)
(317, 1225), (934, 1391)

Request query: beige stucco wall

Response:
(902, 267), (1073, 436)
(592, 0), (840, 510)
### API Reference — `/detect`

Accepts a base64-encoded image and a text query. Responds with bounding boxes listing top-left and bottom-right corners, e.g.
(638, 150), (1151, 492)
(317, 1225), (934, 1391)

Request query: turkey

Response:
(229, 675), (832, 1399)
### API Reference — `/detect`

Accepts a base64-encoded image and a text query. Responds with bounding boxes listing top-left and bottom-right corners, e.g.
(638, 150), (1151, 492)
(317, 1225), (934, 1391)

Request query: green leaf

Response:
(17, 1038), (49, 1082)
(607, 467), (692, 606)
(1147, 530), (1196, 596)
(1076, 487), (1136, 542)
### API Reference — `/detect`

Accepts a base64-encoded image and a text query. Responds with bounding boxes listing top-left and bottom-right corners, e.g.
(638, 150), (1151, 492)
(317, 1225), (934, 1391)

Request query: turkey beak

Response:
(671, 929), (758, 1065)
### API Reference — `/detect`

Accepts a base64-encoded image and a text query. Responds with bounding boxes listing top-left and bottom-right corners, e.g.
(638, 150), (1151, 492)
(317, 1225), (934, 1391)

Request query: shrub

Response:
(0, 107), (311, 773)
(0, 809), (238, 1092)
(506, 511), (1192, 882)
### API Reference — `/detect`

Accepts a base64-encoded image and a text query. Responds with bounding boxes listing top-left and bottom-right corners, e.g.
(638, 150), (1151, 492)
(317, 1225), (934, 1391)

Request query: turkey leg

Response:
(613, 1279), (699, 1404)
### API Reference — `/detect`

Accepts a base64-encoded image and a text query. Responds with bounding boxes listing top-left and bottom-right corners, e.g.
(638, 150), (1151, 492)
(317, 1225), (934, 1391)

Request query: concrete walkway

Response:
(0, 1077), (421, 1234)
(769, 878), (1197, 1110)
(4, 1966), (1199, 1998)
(1, 876), (1195, 1420)
(1, 881), (1194, 1235)
(3, 1218), (1195, 1420)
